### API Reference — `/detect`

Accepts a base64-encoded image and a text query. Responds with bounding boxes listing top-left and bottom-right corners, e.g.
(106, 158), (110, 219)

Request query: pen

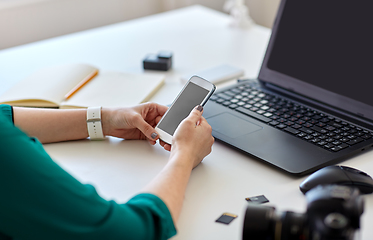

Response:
(64, 69), (99, 100)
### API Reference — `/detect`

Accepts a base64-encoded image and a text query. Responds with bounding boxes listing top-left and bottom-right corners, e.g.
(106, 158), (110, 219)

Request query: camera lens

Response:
(242, 205), (277, 240)
(242, 204), (307, 240)
(281, 211), (308, 240)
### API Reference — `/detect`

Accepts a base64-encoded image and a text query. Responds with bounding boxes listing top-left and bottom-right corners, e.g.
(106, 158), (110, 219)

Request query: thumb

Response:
(135, 117), (159, 140)
(185, 105), (204, 123)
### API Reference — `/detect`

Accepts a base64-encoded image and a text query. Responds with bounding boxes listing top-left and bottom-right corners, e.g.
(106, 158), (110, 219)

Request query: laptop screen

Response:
(259, 0), (373, 121)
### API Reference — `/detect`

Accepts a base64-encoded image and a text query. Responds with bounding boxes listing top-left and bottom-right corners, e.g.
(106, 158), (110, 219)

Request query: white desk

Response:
(1, 5), (373, 240)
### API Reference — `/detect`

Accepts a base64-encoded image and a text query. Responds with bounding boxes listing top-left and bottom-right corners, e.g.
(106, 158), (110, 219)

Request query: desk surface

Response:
(1, 5), (373, 240)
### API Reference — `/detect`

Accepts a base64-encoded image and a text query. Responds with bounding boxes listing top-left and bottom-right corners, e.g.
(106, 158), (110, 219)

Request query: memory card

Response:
(245, 195), (269, 204)
(215, 213), (238, 225)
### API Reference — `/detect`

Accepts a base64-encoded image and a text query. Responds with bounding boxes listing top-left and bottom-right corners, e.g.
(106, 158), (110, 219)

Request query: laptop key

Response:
(330, 143), (349, 152)
(297, 132), (307, 138)
(229, 104), (238, 109)
(324, 143), (335, 149)
(235, 107), (272, 123)
(217, 93), (232, 100)
(310, 126), (328, 134)
(304, 135), (313, 140)
(317, 141), (327, 146)
(222, 101), (231, 106)
(231, 88), (242, 94)
(284, 127), (300, 135)
(325, 126), (336, 131)
(346, 137), (364, 145)
(331, 123), (343, 128)
(269, 121), (279, 126)
(362, 134), (372, 139)
(224, 91), (236, 97)
(210, 95), (218, 101)
(300, 127), (314, 134)
(354, 132), (364, 137)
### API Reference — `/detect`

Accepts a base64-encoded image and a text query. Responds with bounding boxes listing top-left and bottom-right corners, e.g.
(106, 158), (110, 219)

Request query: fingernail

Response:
(196, 105), (203, 112)
(151, 132), (158, 139)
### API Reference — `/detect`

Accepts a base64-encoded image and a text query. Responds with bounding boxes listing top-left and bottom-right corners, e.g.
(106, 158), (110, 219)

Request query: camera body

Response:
(242, 185), (364, 240)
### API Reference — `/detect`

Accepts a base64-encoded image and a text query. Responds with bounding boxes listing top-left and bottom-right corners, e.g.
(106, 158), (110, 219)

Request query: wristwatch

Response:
(86, 106), (105, 140)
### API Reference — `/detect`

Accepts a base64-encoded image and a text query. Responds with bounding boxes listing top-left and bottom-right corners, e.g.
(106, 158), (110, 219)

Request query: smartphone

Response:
(155, 75), (216, 144)
(181, 64), (244, 84)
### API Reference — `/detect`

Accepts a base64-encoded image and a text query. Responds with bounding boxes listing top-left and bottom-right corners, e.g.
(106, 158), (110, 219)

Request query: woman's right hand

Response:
(168, 105), (214, 169)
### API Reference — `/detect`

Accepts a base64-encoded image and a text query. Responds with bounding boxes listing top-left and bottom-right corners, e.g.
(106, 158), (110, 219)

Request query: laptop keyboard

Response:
(210, 82), (373, 152)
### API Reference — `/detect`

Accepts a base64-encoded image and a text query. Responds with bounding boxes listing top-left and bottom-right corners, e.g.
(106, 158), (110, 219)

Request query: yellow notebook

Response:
(0, 64), (165, 108)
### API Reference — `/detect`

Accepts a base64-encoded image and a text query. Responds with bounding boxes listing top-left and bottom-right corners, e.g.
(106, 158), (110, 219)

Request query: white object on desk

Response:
(224, 0), (254, 28)
(181, 64), (244, 84)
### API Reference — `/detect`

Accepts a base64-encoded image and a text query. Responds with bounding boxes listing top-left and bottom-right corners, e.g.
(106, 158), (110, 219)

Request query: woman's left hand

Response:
(101, 102), (168, 145)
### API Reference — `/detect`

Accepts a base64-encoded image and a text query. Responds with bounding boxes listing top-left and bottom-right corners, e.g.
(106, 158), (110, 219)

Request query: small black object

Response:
(143, 51), (172, 71)
(215, 213), (237, 225)
(299, 165), (373, 194)
(245, 195), (269, 204)
(243, 185), (364, 240)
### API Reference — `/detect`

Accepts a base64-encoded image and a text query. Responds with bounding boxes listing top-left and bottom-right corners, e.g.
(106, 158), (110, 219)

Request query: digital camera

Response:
(242, 185), (364, 240)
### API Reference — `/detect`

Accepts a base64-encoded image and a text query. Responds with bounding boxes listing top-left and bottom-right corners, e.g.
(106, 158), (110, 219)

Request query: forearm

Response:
(13, 107), (89, 143)
(142, 152), (195, 224)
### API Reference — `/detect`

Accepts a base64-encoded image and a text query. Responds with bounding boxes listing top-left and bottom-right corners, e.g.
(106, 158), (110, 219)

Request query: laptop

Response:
(203, 0), (373, 176)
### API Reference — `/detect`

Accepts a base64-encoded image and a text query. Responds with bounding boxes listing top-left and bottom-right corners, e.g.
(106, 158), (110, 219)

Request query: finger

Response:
(199, 116), (209, 125)
(144, 103), (168, 126)
(185, 105), (203, 123)
(159, 139), (167, 147)
(134, 115), (159, 141)
(159, 139), (171, 151)
(163, 144), (171, 151)
(146, 102), (168, 119)
(155, 115), (163, 125)
(154, 103), (169, 116)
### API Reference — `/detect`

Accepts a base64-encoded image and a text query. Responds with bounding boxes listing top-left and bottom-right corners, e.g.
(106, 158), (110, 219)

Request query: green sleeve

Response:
(0, 112), (176, 240)
(0, 104), (13, 123)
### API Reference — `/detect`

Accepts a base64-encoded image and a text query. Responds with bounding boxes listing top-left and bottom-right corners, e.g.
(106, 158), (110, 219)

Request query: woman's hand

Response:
(142, 105), (214, 224)
(169, 105), (214, 168)
(101, 102), (168, 145)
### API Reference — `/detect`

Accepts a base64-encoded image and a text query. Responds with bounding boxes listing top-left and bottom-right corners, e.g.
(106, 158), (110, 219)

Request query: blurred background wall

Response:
(0, 0), (280, 50)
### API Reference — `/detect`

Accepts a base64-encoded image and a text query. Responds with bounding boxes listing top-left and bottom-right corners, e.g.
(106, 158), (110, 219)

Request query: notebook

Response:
(203, 0), (373, 176)
(0, 64), (165, 109)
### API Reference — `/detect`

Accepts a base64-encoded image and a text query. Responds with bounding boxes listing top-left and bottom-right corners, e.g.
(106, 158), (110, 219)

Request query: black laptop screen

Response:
(260, 0), (373, 120)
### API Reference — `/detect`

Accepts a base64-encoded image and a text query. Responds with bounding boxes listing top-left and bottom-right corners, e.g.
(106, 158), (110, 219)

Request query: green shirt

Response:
(0, 105), (176, 240)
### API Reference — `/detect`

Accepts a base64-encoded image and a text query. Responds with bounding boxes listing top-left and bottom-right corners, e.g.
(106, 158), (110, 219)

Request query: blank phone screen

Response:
(158, 82), (210, 135)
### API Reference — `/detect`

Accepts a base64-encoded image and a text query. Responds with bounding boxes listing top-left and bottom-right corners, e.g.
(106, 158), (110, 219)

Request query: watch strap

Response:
(87, 106), (104, 140)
